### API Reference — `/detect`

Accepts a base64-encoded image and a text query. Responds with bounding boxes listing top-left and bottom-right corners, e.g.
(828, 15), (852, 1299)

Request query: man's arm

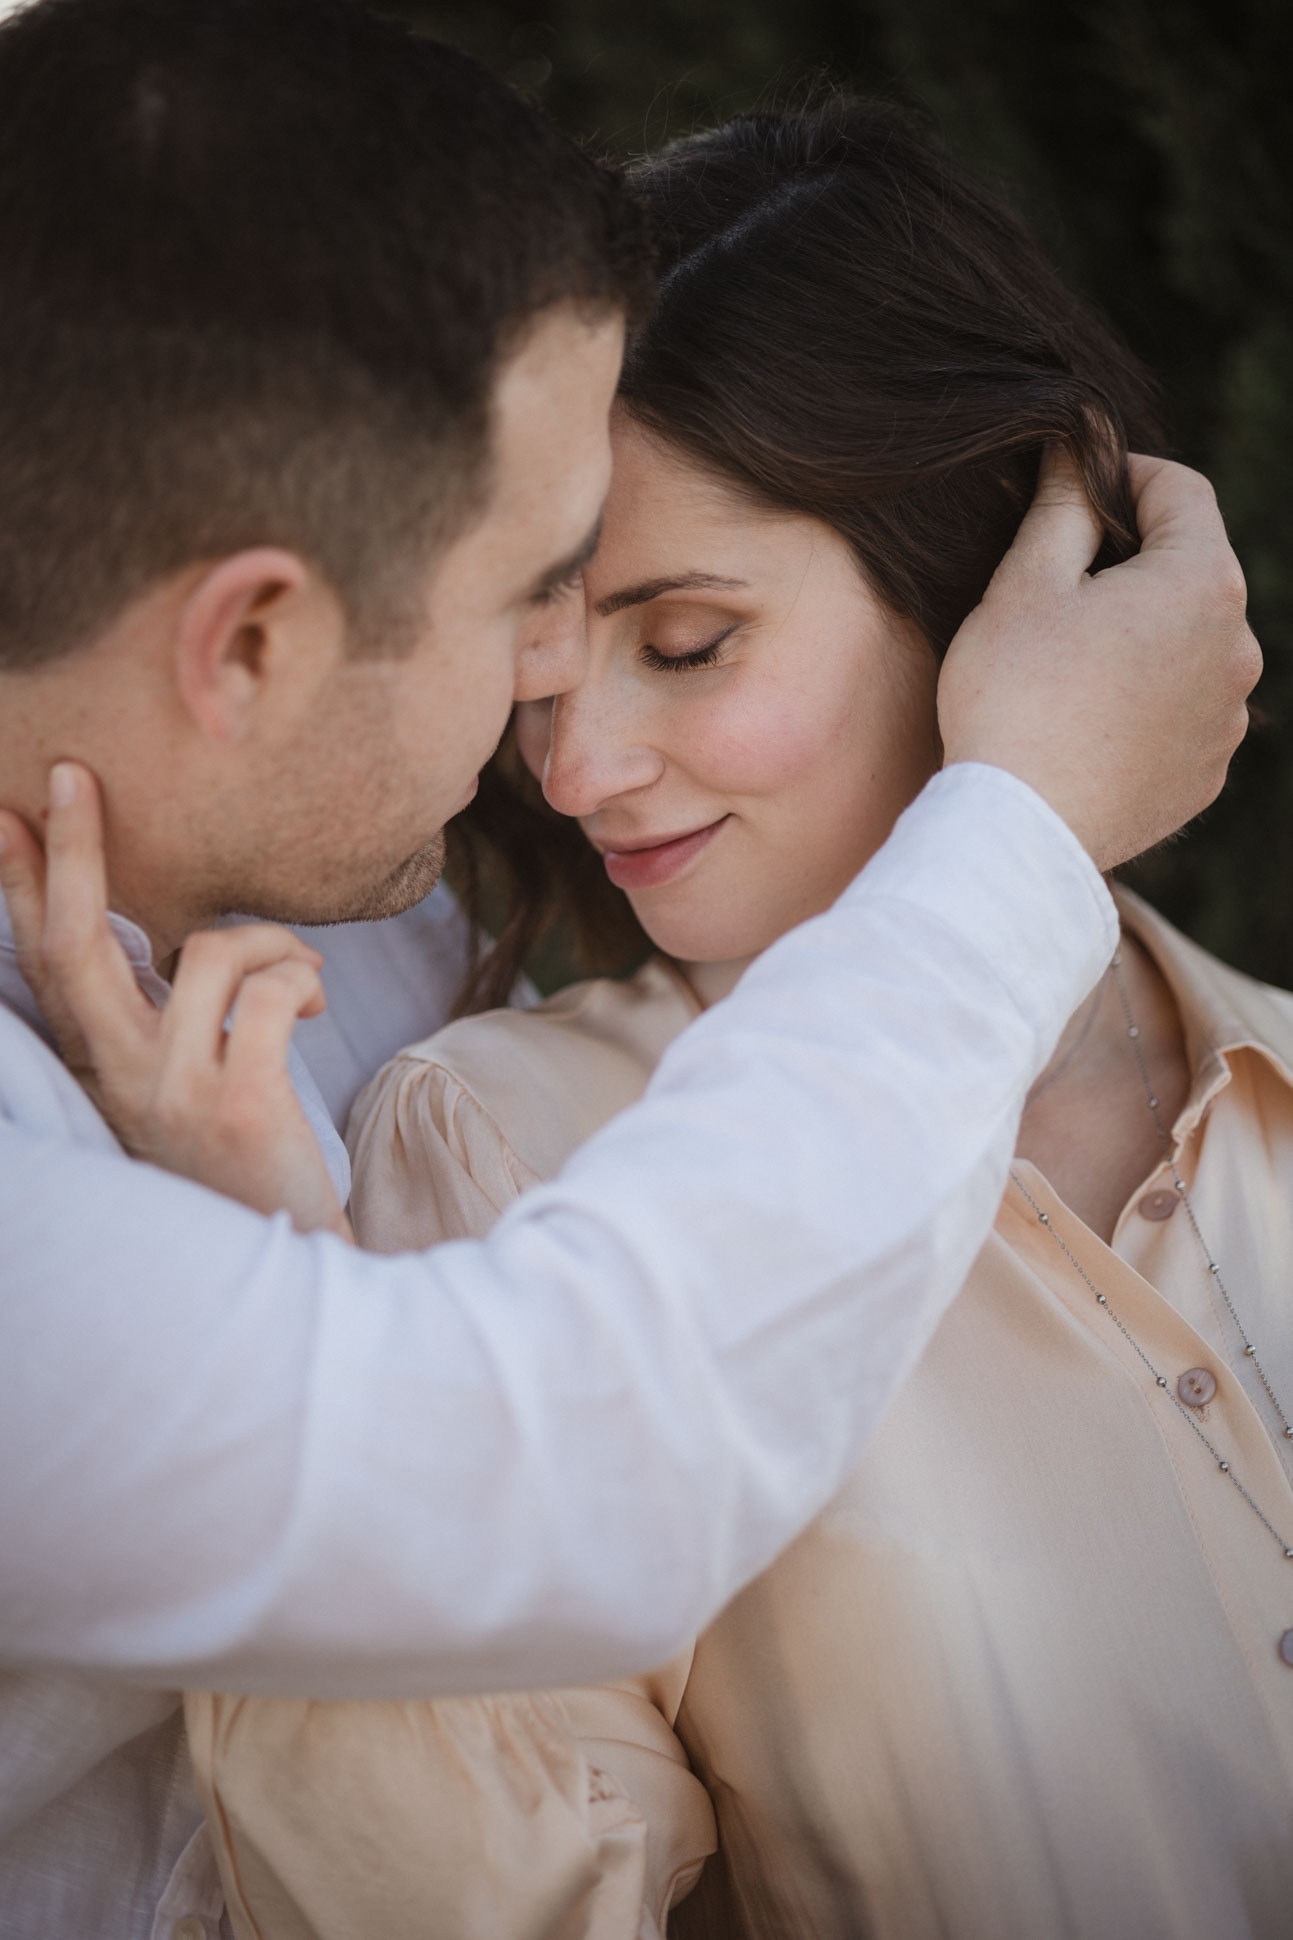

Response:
(0, 765), (1114, 1694)
(0, 453), (1258, 1692)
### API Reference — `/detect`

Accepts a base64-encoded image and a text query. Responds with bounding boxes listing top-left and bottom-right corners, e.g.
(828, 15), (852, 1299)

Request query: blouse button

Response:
(1138, 1188), (1178, 1221)
(1279, 1631), (1293, 1668)
(1178, 1367), (1218, 1408)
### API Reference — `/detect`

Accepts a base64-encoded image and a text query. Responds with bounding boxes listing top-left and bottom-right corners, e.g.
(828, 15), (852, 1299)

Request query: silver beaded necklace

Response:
(1011, 941), (1293, 1645)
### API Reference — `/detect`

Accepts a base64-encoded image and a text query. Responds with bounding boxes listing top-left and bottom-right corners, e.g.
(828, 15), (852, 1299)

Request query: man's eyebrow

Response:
(594, 571), (749, 617)
(528, 516), (604, 600)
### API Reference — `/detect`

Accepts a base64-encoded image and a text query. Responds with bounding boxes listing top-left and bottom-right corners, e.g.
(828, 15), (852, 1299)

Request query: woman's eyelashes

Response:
(638, 623), (738, 674)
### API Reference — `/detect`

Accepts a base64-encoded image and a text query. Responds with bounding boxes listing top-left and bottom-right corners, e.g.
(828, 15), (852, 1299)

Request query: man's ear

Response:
(173, 549), (345, 741)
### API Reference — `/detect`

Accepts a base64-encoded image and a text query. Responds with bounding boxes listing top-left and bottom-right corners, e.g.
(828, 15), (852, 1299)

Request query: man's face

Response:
(224, 304), (623, 927)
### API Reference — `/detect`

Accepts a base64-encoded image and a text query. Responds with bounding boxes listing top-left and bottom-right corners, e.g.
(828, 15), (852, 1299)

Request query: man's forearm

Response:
(0, 765), (1114, 1694)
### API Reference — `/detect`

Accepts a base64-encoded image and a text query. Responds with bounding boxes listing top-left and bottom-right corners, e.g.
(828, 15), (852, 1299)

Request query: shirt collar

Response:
(0, 889), (169, 1048)
(1114, 885), (1293, 1146)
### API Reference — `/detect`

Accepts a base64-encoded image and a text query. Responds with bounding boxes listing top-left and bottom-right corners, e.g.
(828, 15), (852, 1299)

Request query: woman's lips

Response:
(600, 817), (727, 891)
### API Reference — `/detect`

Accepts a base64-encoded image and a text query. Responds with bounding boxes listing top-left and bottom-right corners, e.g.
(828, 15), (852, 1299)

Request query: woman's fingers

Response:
(0, 767), (155, 1072)
(224, 960), (328, 1088)
(157, 928), (325, 1130)
(0, 808), (51, 987)
(152, 957), (323, 1141)
(146, 957), (346, 1236)
(216, 962), (347, 1238)
(38, 762), (158, 1029)
(165, 926), (324, 1069)
(3, 768), (346, 1237)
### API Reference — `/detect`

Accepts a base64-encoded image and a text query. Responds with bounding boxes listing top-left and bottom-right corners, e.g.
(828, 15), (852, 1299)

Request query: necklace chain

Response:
(1011, 938), (1293, 1566)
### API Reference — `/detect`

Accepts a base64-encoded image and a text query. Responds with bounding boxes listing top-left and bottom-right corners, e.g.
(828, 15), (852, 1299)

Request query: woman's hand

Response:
(0, 762), (353, 1240)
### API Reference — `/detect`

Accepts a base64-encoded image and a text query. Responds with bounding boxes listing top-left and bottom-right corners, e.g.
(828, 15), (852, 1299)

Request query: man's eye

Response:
(532, 568), (584, 608)
(639, 626), (736, 674)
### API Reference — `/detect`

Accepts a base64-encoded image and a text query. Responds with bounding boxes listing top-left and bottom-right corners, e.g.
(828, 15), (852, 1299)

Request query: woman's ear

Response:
(173, 549), (342, 741)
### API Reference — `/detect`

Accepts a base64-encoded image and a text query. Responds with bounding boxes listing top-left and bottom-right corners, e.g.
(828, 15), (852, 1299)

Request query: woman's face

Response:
(515, 415), (941, 968)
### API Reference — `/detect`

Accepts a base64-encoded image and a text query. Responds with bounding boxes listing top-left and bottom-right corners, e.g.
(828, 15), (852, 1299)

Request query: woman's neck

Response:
(678, 930), (1192, 1249)
(1015, 929), (1192, 1244)
(676, 954), (756, 1009)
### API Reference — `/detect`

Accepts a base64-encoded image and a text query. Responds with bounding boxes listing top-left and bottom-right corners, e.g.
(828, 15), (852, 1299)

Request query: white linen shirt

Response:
(0, 764), (1116, 1940)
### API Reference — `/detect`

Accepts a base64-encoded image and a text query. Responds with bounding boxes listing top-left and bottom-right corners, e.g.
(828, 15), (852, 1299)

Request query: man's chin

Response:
(236, 833), (448, 930)
(323, 833), (449, 925)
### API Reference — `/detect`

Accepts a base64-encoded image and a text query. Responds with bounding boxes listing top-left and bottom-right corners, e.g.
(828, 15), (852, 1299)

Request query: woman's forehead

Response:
(593, 421), (804, 593)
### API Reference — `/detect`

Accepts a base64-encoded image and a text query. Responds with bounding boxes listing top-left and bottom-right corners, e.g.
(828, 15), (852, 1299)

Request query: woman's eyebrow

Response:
(593, 571), (748, 617)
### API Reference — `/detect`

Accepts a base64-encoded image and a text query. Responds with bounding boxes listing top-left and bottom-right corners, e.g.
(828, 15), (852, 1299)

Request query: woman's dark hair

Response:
(450, 95), (1164, 1011)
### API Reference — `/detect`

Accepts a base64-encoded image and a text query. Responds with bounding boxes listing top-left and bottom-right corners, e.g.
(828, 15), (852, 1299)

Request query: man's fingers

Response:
(1127, 454), (1248, 594)
(1125, 457), (1260, 698)
(165, 926), (324, 1070)
(992, 443), (1104, 589)
(1126, 453), (1217, 552)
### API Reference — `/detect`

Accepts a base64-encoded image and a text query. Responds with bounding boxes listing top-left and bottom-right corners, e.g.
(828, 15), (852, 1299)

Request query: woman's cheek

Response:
(681, 684), (836, 795)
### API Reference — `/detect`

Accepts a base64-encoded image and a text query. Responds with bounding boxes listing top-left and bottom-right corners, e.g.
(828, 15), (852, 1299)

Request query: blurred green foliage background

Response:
(377, 0), (1292, 984)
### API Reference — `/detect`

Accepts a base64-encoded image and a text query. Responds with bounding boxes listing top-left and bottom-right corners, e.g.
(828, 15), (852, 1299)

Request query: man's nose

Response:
(542, 685), (664, 820)
(514, 588), (589, 704)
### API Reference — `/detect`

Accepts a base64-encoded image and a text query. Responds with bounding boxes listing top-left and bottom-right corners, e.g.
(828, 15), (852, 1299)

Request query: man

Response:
(0, 0), (1258, 1933)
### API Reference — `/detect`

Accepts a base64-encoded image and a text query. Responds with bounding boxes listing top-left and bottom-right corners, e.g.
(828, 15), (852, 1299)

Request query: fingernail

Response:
(49, 763), (77, 808)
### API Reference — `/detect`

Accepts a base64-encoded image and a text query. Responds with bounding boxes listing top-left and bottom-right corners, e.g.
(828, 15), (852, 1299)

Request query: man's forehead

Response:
(420, 307), (621, 612)
(491, 305), (625, 448)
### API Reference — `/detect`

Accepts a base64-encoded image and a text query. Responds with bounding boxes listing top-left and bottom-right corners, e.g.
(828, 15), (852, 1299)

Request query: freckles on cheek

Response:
(688, 688), (841, 794)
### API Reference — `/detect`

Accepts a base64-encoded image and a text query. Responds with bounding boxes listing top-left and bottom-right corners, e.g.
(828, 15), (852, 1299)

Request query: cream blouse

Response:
(187, 895), (1293, 1940)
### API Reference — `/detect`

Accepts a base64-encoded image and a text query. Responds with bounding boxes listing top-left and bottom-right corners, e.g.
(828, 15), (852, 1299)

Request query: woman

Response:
(192, 102), (1293, 1937)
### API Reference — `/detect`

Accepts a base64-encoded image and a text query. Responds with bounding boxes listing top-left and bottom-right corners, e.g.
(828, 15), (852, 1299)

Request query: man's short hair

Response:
(0, 0), (653, 666)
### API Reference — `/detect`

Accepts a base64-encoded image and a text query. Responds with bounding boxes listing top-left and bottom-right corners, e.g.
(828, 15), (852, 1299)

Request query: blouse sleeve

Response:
(188, 1045), (715, 1940)
(186, 1677), (714, 1940)
(344, 1051), (546, 1250)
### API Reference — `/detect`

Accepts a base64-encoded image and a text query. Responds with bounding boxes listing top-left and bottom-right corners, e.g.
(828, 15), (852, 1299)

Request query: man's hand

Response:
(938, 449), (1261, 870)
(0, 763), (352, 1239)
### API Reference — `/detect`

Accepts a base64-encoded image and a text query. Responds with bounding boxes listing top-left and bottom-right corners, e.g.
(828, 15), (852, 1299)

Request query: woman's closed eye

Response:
(638, 624), (738, 674)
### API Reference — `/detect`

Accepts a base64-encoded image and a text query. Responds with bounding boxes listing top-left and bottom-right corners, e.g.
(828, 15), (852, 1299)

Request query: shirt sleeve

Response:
(0, 763), (1116, 1693)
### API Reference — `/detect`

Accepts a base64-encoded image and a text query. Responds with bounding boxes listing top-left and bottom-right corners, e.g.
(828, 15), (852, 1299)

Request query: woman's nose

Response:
(542, 686), (665, 819)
